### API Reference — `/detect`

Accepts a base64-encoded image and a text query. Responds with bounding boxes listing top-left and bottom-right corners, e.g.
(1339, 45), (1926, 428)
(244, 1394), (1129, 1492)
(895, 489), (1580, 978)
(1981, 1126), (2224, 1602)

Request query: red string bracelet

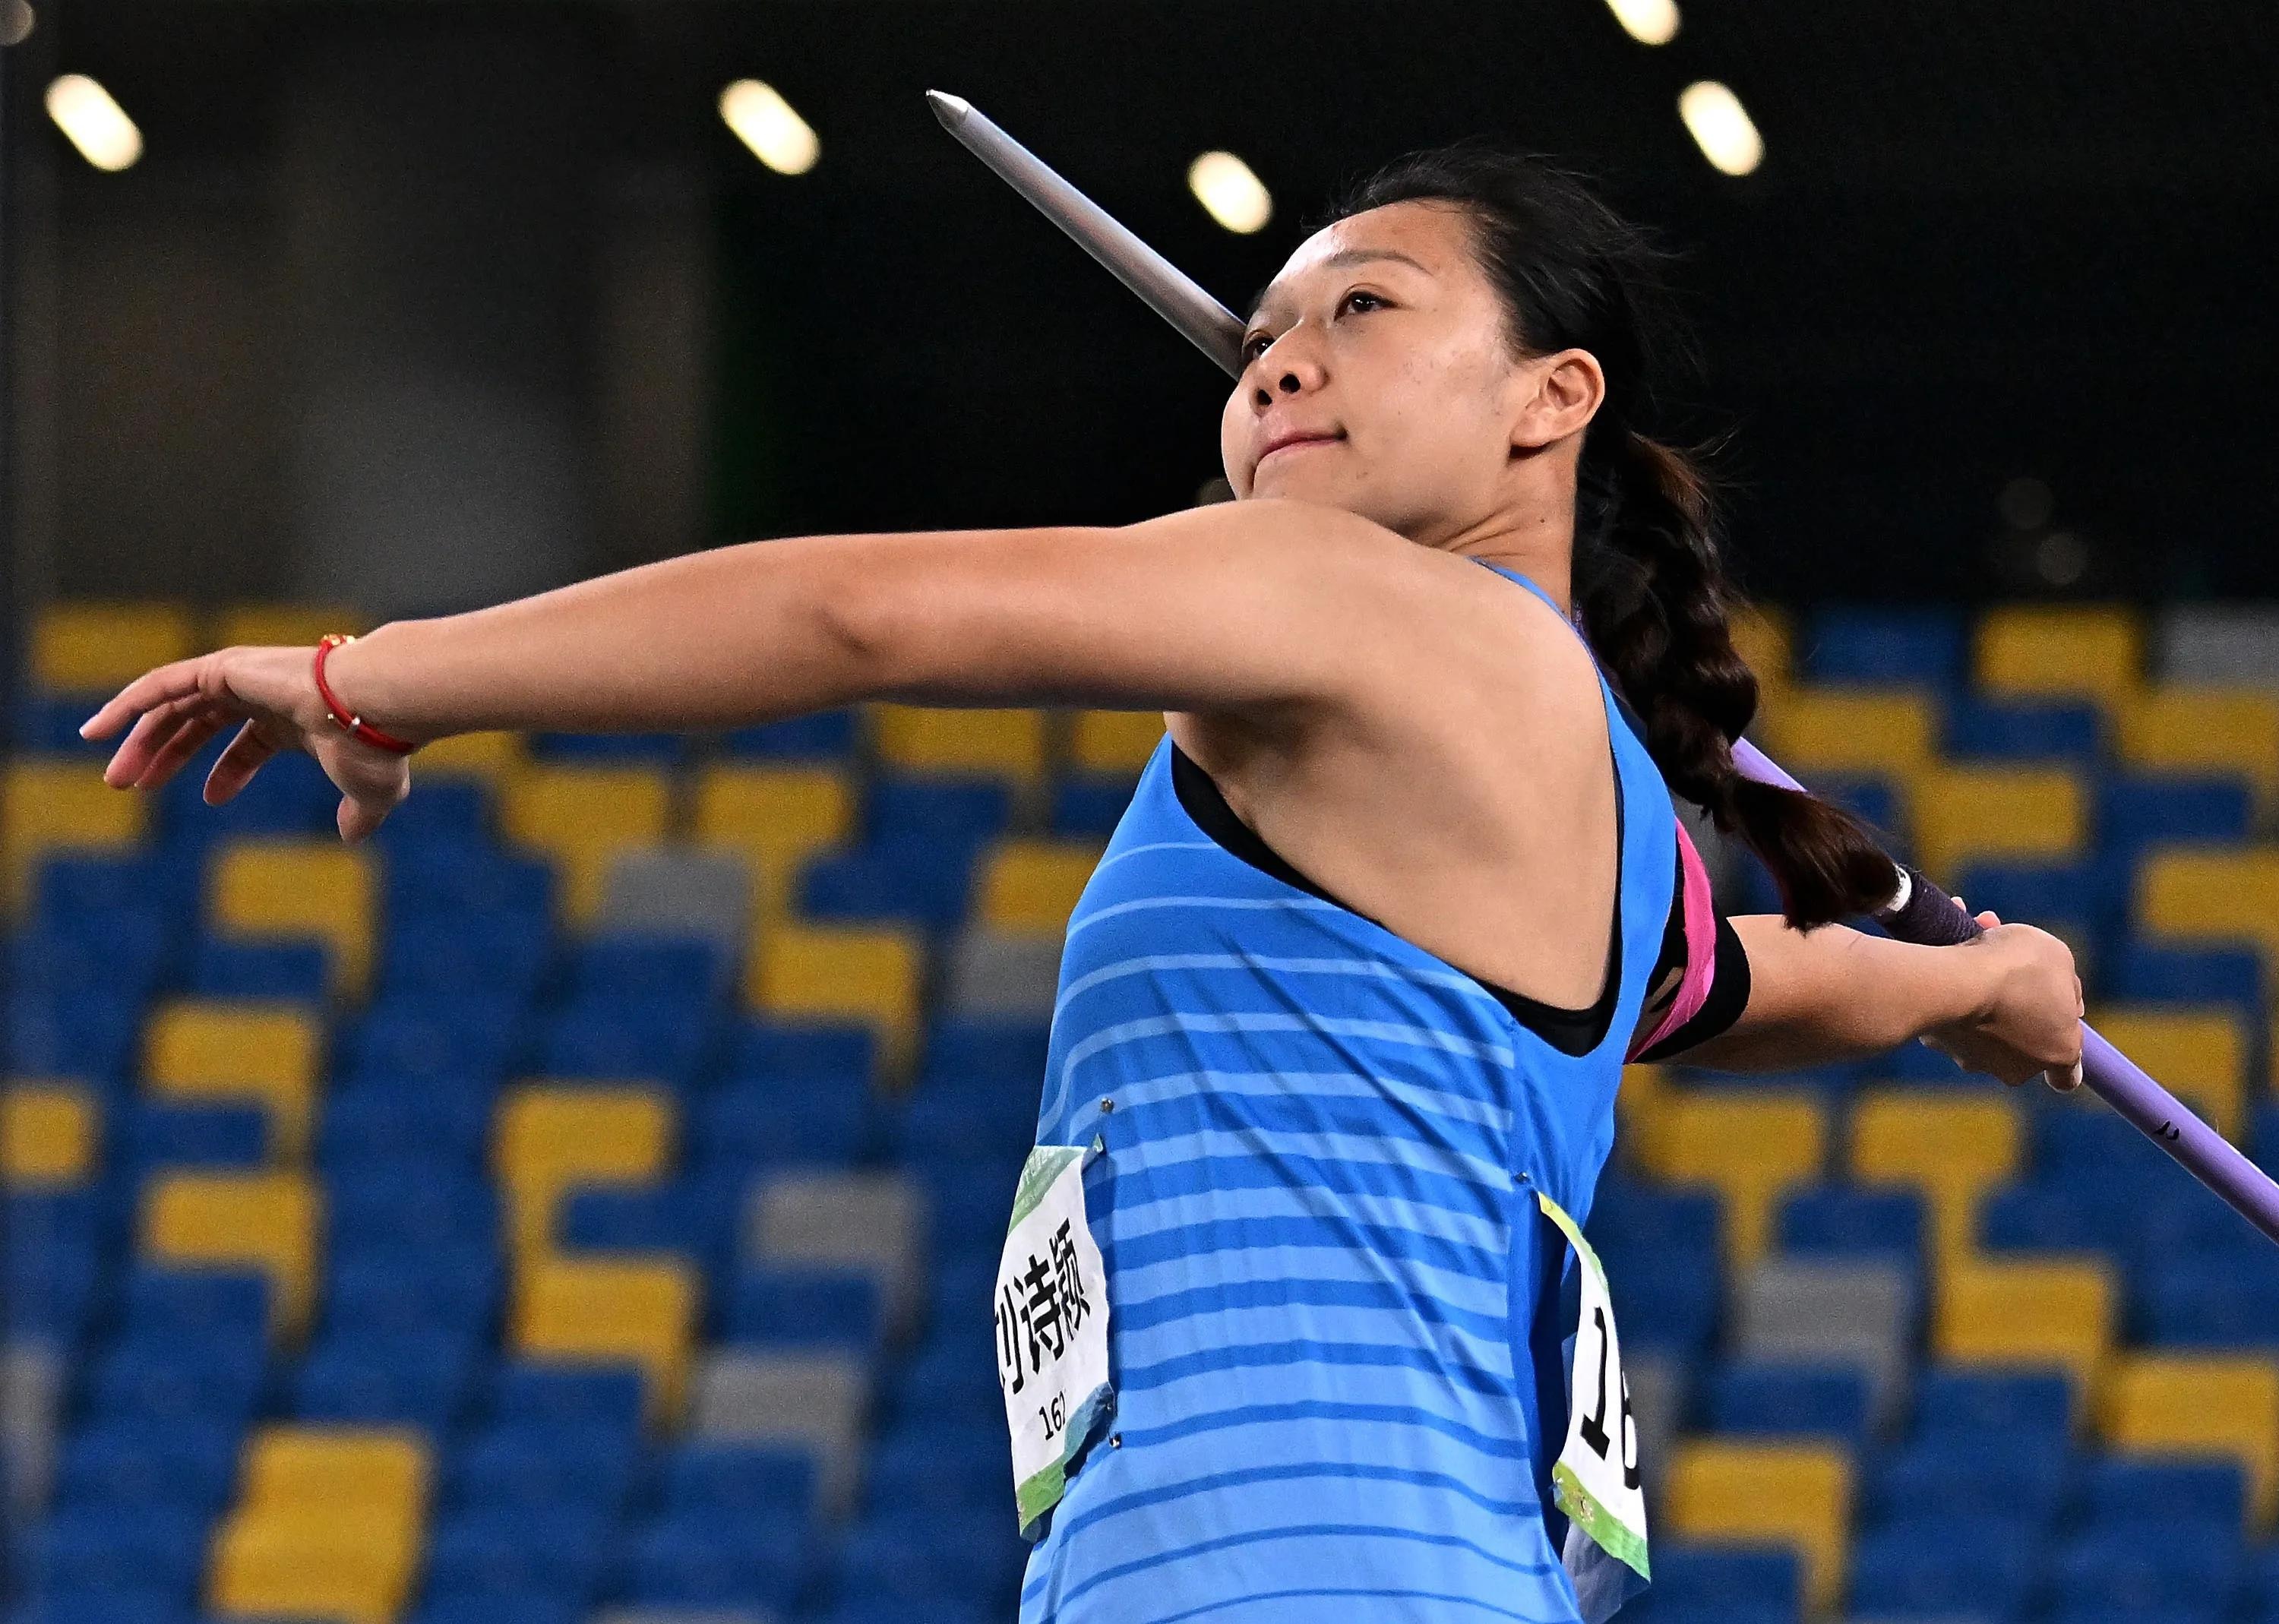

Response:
(311, 633), (419, 755)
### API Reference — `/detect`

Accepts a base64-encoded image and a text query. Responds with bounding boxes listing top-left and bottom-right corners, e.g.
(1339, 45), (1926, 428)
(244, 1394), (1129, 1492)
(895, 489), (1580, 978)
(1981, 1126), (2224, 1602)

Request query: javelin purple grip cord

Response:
(931, 88), (2279, 1247)
(1734, 738), (2279, 1245)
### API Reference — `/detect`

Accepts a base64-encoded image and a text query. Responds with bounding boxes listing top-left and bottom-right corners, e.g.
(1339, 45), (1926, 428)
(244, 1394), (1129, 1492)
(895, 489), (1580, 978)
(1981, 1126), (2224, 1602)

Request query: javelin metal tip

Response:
(925, 90), (970, 129)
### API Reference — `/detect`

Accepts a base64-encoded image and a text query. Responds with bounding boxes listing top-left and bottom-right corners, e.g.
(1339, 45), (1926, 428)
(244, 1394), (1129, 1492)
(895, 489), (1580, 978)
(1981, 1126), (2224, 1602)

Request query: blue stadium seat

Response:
(4, 984), (147, 1088)
(529, 730), (684, 764)
(865, 1417), (1003, 1513)
(445, 1421), (640, 1514)
(2042, 1518), (2240, 1620)
(337, 993), (527, 1085)
(1601, 1245), (1719, 1358)
(832, 1506), (1026, 1609)
(317, 1085), (495, 1172)
(800, 837), (978, 934)
(719, 708), (858, 759)
(1803, 606), (1965, 687)
(368, 776), (495, 857)
(378, 912), (552, 1000)
(2072, 1458), (2246, 1533)
(156, 744), (337, 842)
(11, 1507), (212, 1606)
(3, 1596), (195, 1624)
(658, 1441), (817, 1519)
(561, 1180), (737, 1275)
(292, 1327), (485, 1432)
(1627, 1543), (1798, 1610)
(1866, 1433), (2066, 1537)
(420, 1503), (615, 1606)
(1847, 1515), (2033, 1620)
(1979, 1178), (2135, 1256)
(918, 1017), (1053, 1090)
(2138, 1256), (2279, 1347)
(884, 1343), (1005, 1430)
(2102, 940), (2265, 1032)
(1806, 774), (1908, 851)
(84, 1335), (267, 1429)
(918, 1161), (1029, 1272)
(1952, 858), (2112, 949)
(1051, 772), (1140, 839)
(2098, 774), (2255, 858)
(532, 1001), (722, 1092)
(1909, 1369), (2073, 1442)
(615, 1509), (812, 1613)
(51, 1417), (243, 1518)
(1776, 1186), (1926, 1269)
(407, 1598), (580, 1624)
(8, 913), (172, 1000)
(696, 1085), (875, 1174)
(865, 776), (1012, 850)
(328, 1173), (501, 1253)
(1704, 1362), (1873, 1447)
(383, 846), (556, 924)
(1945, 695), (2101, 762)
(5, 1190), (112, 1344)
(721, 1018), (877, 1088)
(11, 690), (112, 756)
(559, 934), (733, 1007)
(814, 1603), (991, 1624)
(1588, 1180), (1723, 1255)
(185, 937), (332, 1003)
(120, 1266), (270, 1344)
(485, 1363), (647, 1437)
(31, 851), (198, 934)
(113, 1102), (270, 1177)
(720, 1265), (883, 1352)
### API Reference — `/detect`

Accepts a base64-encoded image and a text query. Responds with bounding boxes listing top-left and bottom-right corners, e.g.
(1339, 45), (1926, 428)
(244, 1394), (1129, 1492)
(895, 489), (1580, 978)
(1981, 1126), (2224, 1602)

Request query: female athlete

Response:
(81, 145), (2084, 1622)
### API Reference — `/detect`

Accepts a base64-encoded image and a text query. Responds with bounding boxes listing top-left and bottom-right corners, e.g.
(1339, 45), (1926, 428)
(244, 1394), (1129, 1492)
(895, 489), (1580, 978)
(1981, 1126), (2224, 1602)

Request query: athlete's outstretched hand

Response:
(1919, 905), (2086, 1092)
(77, 644), (413, 844)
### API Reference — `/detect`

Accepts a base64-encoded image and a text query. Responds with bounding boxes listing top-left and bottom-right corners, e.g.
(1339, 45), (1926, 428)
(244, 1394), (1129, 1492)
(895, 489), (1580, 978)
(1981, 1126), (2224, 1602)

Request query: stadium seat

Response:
(210, 602), (360, 649)
(1070, 709), (1165, 775)
(748, 922), (923, 1075)
(141, 1169), (321, 1338)
(1728, 1258), (1913, 1424)
(2085, 1003), (2247, 1136)
(501, 764), (672, 924)
(1, 1085), (98, 1187)
(1050, 772), (1140, 839)
(1934, 1255), (2115, 1389)
(1976, 604), (2142, 712)
(1866, 1430), (2069, 1538)
(2138, 846), (2279, 977)
(688, 1350), (869, 1516)
(513, 1255), (699, 1425)
(1630, 1091), (1827, 1264)
(141, 999), (321, 1157)
(596, 849), (755, 960)
(693, 763), (855, 925)
(29, 601), (196, 690)
(495, 1085), (675, 1257)
(1803, 606), (1966, 689)
(1727, 604), (1794, 700)
(186, 936), (332, 1004)
(717, 707), (858, 760)
(972, 838), (1104, 935)
(1907, 762), (2085, 877)
(1756, 687), (1940, 778)
(1663, 1438), (1852, 1611)
(868, 703), (1047, 784)
(941, 927), (1066, 1018)
(1847, 1089), (2020, 1265)
(2116, 686), (2279, 810)
(1845, 1514), (2034, 1620)
(446, 1419), (640, 1513)
(2, 760), (147, 916)
(397, 727), (529, 788)
(207, 839), (377, 999)
(1944, 693), (2102, 762)
(208, 1425), (429, 1624)
(1775, 1186), (1927, 1274)
(1704, 1362), (1875, 1448)
(747, 1171), (926, 1338)
(2099, 1353), (2279, 1527)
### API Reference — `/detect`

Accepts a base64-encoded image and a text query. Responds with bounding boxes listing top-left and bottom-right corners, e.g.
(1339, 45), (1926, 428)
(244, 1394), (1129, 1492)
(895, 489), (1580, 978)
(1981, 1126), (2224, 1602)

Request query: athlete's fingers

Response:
(206, 719), (283, 805)
(129, 707), (230, 792)
(78, 657), (214, 744)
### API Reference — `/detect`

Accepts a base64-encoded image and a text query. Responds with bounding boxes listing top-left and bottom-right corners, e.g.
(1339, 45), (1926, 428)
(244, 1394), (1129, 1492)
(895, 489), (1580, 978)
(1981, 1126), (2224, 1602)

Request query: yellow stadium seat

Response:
(411, 728), (527, 787)
(144, 1000), (321, 1157)
(975, 839), (1105, 935)
(2088, 1006), (2246, 1139)
(495, 1085), (674, 1256)
(694, 764), (855, 923)
(1070, 709), (1166, 775)
(210, 1424), (428, 1624)
(1936, 1255), (2114, 1389)
(1612, 1064), (1672, 1167)
(1630, 1091), (1826, 1264)
(871, 703), (1048, 783)
(1977, 605), (2143, 712)
(502, 765), (672, 924)
(1908, 764), (2085, 880)
(1848, 1090), (2021, 1265)
(1663, 1439), (1849, 1611)
(2, 760), (147, 917)
(2116, 687), (2279, 812)
(2100, 1353), (2279, 1528)
(210, 605), (362, 651)
(514, 1255), (698, 1426)
(2138, 848), (2279, 974)
(30, 601), (196, 691)
(1, 1084), (98, 1188)
(750, 920), (924, 1076)
(1756, 687), (1940, 778)
(1727, 602), (1794, 701)
(208, 839), (376, 1000)
(144, 1171), (321, 1338)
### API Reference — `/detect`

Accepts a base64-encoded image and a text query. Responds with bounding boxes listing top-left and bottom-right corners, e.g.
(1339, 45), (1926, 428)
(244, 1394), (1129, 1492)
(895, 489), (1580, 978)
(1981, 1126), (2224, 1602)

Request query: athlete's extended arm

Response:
(77, 500), (1449, 839)
(1668, 912), (2085, 1090)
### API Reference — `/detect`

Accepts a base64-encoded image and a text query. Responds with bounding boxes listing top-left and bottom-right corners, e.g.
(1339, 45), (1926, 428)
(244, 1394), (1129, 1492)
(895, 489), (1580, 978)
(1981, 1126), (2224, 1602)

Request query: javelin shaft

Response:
(929, 91), (2279, 1246)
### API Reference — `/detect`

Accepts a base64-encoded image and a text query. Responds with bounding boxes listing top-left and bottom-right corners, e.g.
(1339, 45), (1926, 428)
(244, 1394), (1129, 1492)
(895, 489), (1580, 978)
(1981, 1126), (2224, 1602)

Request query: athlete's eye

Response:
(1241, 330), (1273, 363)
(1339, 290), (1387, 317)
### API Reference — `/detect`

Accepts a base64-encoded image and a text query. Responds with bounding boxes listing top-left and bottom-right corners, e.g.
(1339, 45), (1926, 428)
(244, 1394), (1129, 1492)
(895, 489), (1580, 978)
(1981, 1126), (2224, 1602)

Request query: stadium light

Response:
(1604, 0), (1680, 46)
(46, 74), (141, 172)
(719, 80), (819, 175)
(1187, 151), (1272, 235)
(1678, 81), (1762, 177)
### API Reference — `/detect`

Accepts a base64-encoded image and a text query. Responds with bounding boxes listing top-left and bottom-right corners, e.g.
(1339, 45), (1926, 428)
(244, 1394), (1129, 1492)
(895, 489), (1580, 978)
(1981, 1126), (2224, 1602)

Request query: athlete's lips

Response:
(1258, 429), (1345, 463)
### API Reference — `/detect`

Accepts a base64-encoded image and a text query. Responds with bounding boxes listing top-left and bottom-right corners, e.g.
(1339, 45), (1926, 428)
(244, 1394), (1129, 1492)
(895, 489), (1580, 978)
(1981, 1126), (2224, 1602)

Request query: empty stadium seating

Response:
(12, 594), (2279, 1624)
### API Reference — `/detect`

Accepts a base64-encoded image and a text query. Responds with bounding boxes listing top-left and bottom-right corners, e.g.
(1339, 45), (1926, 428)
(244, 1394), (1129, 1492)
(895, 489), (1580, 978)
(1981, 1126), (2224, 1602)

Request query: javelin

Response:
(925, 88), (2279, 1246)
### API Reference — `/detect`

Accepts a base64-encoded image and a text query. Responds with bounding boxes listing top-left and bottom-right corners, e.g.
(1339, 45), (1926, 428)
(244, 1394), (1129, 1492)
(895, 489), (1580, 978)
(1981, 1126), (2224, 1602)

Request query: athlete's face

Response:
(1219, 200), (1595, 542)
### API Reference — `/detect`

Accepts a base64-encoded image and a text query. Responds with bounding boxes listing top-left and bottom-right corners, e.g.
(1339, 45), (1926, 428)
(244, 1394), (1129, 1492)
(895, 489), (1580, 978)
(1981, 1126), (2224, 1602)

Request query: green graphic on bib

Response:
(997, 1145), (1113, 1540)
(1538, 1189), (1651, 1589)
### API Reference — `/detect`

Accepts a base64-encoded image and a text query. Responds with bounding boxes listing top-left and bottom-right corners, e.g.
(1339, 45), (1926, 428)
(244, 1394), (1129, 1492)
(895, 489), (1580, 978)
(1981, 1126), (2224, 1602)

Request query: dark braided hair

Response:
(1314, 144), (1896, 927)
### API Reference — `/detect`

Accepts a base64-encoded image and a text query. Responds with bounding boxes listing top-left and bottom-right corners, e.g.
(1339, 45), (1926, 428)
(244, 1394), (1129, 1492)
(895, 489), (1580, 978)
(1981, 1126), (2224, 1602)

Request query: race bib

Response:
(1537, 1189), (1650, 1622)
(997, 1143), (1113, 1540)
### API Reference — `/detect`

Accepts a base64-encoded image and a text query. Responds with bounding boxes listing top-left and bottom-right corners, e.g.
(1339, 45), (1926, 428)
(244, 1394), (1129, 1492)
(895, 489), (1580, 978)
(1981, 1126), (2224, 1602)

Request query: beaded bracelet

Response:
(312, 633), (418, 755)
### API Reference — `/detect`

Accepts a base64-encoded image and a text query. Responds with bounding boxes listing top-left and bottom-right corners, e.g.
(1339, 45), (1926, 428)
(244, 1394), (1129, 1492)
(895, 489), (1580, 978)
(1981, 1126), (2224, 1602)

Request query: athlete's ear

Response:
(1510, 348), (1606, 453)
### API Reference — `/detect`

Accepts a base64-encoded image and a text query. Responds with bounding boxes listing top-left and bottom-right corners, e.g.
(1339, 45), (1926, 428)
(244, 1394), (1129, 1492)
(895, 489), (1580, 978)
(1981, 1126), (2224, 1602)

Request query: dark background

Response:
(10, 0), (2277, 630)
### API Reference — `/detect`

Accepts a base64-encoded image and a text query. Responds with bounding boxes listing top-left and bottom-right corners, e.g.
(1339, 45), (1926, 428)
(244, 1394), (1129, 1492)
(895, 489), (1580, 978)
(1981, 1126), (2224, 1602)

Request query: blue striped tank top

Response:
(1016, 561), (1679, 1622)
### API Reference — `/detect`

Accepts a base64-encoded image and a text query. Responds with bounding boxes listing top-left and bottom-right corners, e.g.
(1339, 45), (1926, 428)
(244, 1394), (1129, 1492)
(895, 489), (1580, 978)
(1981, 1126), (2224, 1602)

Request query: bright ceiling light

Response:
(719, 79), (819, 175)
(46, 74), (141, 172)
(1678, 81), (1762, 177)
(1188, 150), (1272, 235)
(1604, 0), (1680, 46)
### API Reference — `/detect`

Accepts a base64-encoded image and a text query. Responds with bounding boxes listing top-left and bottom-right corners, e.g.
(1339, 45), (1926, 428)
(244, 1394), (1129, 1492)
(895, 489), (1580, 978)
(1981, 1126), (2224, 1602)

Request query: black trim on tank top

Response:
(1168, 740), (1624, 1057)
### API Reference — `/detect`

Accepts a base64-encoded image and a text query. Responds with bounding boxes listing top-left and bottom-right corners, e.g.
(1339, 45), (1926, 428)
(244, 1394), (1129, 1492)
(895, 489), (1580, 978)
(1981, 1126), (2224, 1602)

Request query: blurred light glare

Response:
(2, 1), (37, 47)
(1678, 81), (1762, 177)
(1188, 151), (1272, 235)
(1604, 0), (1680, 46)
(46, 74), (141, 172)
(719, 80), (819, 175)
